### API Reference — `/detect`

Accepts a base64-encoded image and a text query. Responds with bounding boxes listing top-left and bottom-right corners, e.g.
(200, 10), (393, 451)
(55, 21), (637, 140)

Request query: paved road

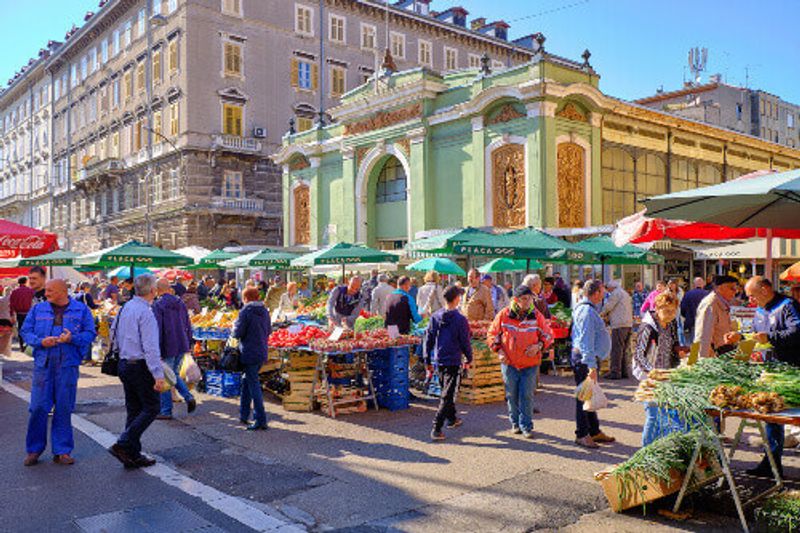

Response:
(2, 351), (795, 532)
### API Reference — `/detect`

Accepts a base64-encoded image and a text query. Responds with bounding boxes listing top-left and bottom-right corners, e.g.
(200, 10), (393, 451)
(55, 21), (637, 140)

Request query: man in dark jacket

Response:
(745, 276), (800, 478)
(153, 278), (196, 419)
(384, 276), (422, 335)
(680, 277), (709, 341)
(425, 285), (472, 441)
(233, 287), (271, 431)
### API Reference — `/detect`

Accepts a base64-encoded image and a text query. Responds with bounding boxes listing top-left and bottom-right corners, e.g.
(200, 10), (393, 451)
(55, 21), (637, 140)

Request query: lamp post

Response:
(143, 10), (168, 245)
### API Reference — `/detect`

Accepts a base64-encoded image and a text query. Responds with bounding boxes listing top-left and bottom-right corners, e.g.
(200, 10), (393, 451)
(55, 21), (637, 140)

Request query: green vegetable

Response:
(756, 491), (800, 532)
(549, 301), (572, 323)
(354, 316), (384, 332)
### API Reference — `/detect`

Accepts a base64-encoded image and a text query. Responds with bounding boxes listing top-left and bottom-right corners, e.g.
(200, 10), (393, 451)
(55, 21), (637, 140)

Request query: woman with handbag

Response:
(633, 291), (689, 446)
(232, 287), (271, 431)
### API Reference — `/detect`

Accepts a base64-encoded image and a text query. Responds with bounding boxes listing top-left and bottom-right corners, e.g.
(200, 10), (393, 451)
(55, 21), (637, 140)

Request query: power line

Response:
(507, 0), (590, 23)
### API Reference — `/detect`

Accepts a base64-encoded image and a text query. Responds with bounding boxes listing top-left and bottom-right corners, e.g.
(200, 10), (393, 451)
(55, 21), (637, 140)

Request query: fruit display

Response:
(297, 295), (328, 321)
(191, 310), (238, 328)
(308, 329), (419, 353)
(268, 326), (328, 348)
(468, 320), (491, 339)
(354, 316), (384, 332)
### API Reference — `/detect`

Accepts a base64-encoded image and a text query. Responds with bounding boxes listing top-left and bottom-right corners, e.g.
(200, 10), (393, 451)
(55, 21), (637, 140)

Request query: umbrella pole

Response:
(526, 259), (530, 274)
(130, 263), (134, 281)
(765, 229), (774, 282)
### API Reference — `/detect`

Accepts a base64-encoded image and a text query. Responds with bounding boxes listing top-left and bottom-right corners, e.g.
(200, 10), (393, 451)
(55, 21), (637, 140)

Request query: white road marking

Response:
(1, 380), (304, 533)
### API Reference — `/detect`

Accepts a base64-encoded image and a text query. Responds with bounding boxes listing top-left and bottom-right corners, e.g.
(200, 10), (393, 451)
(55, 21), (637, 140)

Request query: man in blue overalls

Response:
(21, 279), (96, 466)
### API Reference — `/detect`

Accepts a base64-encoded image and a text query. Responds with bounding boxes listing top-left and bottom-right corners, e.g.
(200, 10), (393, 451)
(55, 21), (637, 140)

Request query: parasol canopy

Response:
(221, 248), (299, 269)
(77, 240), (194, 268)
(450, 227), (597, 263)
(573, 236), (663, 265)
(197, 249), (240, 268)
(0, 219), (59, 258)
(0, 249), (78, 268)
(291, 243), (398, 268)
(107, 266), (154, 279)
(477, 258), (542, 273)
(780, 262), (800, 283)
(406, 257), (465, 276)
(405, 227), (490, 256)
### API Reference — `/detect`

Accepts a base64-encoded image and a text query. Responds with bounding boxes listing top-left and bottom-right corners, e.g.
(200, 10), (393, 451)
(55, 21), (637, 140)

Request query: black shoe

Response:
(108, 444), (137, 468)
(511, 425), (522, 435)
(747, 461), (783, 479)
(533, 407), (541, 414)
(246, 423), (268, 431)
(187, 399), (197, 414)
(133, 455), (156, 468)
(239, 418), (249, 425)
(431, 430), (445, 441)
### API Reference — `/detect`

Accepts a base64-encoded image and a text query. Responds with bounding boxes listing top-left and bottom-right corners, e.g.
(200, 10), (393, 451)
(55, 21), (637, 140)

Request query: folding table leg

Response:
(756, 421), (783, 492)
(706, 416), (750, 532)
(672, 437), (702, 514)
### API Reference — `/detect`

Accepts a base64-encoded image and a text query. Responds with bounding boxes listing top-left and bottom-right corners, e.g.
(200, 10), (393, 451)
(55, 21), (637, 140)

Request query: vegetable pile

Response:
(308, 329), (419, 353)
(354, 316), (384, 332)
(549, 301), (572, 328)
(756, 491), (800, 532)
(268, 326), (328, 348)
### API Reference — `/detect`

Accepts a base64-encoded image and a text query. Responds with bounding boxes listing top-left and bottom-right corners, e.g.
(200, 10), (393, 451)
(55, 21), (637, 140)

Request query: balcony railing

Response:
(212, 135), (262, 153)
(0, 193), (28, 211)
(210, 196), (264, 214)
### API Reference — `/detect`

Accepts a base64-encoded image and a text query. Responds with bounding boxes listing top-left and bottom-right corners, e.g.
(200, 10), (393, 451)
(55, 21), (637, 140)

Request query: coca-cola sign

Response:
(0, 235), (51, 251)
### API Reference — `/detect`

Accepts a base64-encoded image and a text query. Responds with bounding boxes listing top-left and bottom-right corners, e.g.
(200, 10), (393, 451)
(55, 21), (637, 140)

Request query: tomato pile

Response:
(468, 320), (492, 339)
(268, 326), (328, 348)
(308, 329), (419, 353)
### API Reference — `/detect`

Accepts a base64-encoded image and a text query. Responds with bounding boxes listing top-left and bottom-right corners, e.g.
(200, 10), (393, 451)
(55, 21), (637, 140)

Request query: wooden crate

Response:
(459, 384), (506, 404)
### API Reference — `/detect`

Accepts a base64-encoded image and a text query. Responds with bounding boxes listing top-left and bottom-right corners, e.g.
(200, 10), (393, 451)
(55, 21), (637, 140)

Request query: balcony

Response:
(212, 135), (262, 154)
(209, 196), (265, 216)
(0, 193), (28, 213)
(75, 158), (126, 192)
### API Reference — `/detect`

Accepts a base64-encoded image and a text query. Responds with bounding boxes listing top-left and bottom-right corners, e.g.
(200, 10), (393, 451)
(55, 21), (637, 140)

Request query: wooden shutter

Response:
(290, 58), (299, 87)
(311, 63), (319, 90)
(233, 106), (242, 136)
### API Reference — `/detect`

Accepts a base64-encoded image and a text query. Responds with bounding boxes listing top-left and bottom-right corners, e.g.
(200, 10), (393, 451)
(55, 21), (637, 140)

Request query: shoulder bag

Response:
(101, 306), (125, 376)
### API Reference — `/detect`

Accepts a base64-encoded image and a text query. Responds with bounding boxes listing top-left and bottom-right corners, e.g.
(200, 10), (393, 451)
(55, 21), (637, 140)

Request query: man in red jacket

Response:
(489, 285), (553, 439)
(10, 277), (35, 351)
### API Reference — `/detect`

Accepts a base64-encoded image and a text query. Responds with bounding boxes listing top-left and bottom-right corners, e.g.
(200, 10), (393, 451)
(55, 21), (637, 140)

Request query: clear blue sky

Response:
(1, 0), (798, 102)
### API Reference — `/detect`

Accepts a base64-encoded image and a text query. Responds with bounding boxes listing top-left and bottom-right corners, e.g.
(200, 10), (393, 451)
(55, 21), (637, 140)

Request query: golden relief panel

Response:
(557, 142), (585, 228)
(491, 144), (526, 228)
(487, 104), (525, 125)
(293, 185), (310, 245)
(289, 157), (310, 171)
(344, 103), (422, 136)
(555, 102), (587, 123)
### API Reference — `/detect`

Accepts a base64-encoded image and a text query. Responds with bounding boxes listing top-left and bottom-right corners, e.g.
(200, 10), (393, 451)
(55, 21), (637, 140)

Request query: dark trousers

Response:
(573, 362), (600, 439)
(117, 359), (160, 458)
(16, 313), (27, 350)
(763, 422), (784, 470)
(433, 366), (460, 431)
(240, 363), (267, 427)
(609, 327), (631, 378)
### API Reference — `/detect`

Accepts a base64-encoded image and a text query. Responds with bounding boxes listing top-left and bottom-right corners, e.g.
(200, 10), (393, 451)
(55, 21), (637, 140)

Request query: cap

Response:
(513, 285), (533, 298)
(480, 274), (493, 282)
(443, 284), (465, 303)
(714, 275), (739, 287)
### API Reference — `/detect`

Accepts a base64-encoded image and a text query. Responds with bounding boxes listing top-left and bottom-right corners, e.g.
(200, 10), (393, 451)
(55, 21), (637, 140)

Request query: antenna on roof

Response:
(688, 47), (707, 86)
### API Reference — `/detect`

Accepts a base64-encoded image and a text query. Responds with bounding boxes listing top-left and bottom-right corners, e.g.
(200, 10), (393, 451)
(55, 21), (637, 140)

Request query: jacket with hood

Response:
(488, 304), (553, 368)
(632, 310), (681, 381)
(152, 293), (193, 359)
(232, 301), (272, 365)
(424, 307), (472, 367)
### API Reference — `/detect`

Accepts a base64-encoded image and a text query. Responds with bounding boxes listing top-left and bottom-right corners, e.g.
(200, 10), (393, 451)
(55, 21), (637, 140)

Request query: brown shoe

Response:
(108, 444), (137, 468)
(575, 436), (600, 449)
(23, 453), (40, 466)
(591, 432), (616, 444)
(53, 454), (75, 465)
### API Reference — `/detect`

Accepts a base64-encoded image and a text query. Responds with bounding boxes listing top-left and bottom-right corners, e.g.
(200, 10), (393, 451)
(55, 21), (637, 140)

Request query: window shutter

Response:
(291, 58), (299, 87)
(311, 63), (319, 90)
(234, 106), (242, 136)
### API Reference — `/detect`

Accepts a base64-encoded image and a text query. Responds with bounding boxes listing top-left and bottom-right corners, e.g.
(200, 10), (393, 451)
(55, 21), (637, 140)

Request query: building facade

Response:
(637, 82), (800, 149)
(0, 0), (540, 252)
(275, 52), (800, 249)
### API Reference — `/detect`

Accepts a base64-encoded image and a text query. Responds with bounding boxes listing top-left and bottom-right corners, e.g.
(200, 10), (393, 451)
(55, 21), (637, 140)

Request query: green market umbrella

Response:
(0, 249), (78, 268)
(76, 240), (193, 280)
(291, 242), (398, 279)
(573, 236), (663, 265)
(405, 227), (491, 256)
(407, 257), (465, 276)
(477, 258), (542, 273)
(221, 248), (300, 269)
(197, 249), (239, 268)
(451, 227), (597, 264)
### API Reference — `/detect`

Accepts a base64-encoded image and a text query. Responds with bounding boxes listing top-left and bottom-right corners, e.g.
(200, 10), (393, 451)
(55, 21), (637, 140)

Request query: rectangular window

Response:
(168, 169), (179, 198)
(89, 48), (98, 73)
(223, 42), (242, 77)
(390, 32), (405, 59)
(330, 66), (346, 97)
(736, 103), (743, 121)
(111, 131), (120, 158)
(222, 103), (243, 136)
(329, 14), (345, 43)
(361, 23), (376, 50)
(789, 113), (795, 129)
(222, 0), (241, 16)
(136, 9), (146, 39)
(418, 40), (432, 67)
(468, 54), (481, 69)
(297, 117), (313, 132)
(54, 80), (61, 101)
(153, 172), (163, 203)
(169, 102), (179, 136)
(152, 49), (162, 85)
(223, 170), (243, 198)
(168, 39), (179, 73)
(291, 58), (317, 90)
(81, 56), (88, 80)
(112, 30), (120, 56)
(123, 70), (133, 101)
(444, 47), (458, 71)
(492, 59), (505, 71)
(101, 40), (109, 64)
(153, 110), (162, 136)
(295, 4), (313, 36)
(136, 62), (145, 94)
(113, 78), (121, 108)
(123, 20), (132, 48)
(133, 119), (143, 151)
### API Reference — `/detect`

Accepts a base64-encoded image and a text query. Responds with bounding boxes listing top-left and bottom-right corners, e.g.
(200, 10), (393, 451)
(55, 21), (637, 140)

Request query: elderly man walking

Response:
(601, 279), (633, 380)
(153, 278), (196, 419)
(571, 280), (615, 449)
(21, 280), (96, 466)
(744, 276), (800, 478)
(108, 275), (167, 469)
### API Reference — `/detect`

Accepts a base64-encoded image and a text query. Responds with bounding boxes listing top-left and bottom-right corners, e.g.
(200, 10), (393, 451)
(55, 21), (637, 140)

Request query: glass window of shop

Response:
(601, 147), (635, 225)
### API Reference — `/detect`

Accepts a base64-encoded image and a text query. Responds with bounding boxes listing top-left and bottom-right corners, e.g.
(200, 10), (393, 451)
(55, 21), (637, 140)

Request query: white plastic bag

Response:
(162, 363), (176, 391)
(180, 354), (203, 384)
(583, 380), (608, 412)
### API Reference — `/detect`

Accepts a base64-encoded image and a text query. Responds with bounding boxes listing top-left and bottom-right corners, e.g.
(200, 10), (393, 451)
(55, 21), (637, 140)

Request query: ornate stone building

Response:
(274, 50), (800, 249)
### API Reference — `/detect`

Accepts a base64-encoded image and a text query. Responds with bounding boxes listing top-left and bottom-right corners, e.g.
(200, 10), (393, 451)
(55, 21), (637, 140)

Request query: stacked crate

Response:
(204, 370), (242, 398)
(458, 341), (505, 405)
(282, 349), (319, 412)
(368, 347), (410, 411)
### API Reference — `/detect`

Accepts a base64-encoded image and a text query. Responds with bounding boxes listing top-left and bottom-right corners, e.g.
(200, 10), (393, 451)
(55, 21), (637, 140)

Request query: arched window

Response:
(375, 157), (406, 204)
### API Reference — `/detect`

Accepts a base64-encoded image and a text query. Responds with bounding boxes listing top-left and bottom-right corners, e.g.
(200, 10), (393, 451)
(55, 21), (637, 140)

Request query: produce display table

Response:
(673, 409), (800, 533)
(458, 341), (504, 405)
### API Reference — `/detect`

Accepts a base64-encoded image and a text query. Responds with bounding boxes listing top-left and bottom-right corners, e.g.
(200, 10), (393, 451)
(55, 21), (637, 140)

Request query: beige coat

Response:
(694, 291), (735, 358)
(460, 284), (495, 321)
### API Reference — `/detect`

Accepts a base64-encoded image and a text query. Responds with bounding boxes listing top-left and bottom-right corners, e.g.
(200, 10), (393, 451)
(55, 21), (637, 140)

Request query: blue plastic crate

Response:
(205, 370), (223, 386)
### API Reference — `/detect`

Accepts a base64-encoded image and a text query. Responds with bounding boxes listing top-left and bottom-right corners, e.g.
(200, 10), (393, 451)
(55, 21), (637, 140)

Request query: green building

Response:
(274, 51), (800, 250)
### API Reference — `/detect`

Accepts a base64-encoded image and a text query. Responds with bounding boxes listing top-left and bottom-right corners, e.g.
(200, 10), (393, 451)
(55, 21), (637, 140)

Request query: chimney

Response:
(471, 17), (486, 30)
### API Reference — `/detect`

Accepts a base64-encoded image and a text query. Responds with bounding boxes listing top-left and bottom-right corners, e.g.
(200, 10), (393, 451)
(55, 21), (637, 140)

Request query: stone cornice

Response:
(331, 78), (447, 123)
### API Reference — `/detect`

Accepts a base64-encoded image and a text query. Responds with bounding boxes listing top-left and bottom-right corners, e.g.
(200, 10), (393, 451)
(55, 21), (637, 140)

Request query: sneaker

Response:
(246, 423), (268, 431)
(575, 436), (599, 449)
(446, 418), (463, 429)
(53, 454), (75, 465)
(511, 425), (522, 435)
(522, 431), (535, 439)
(430, 430), (445, 441)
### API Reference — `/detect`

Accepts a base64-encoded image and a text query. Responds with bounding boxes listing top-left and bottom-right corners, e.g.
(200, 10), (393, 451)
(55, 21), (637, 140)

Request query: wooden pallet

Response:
(459, 384), (506, 404)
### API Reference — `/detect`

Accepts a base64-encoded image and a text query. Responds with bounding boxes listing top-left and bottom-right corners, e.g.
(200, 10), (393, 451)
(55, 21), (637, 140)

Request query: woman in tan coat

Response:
(460, 269), (494, 321)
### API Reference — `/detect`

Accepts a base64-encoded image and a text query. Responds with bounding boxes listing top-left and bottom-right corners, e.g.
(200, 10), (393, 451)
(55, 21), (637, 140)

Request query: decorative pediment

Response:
(343, 103), (422, 136)
(217, 86), (248, 102)
(487, 103), (525, 125)
(556, 102), (587, 123)
(288, 155), (310, 171)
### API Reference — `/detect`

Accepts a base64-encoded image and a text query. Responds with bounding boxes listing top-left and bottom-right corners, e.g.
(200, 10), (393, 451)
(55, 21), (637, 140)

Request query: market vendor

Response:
(278, 282), (300, 316)
(694, 275), (741, 358)
(327, 276), (364, 329)
(632, 291), (689, 446)
(744, 276), (800, 478)
(384, 276), (422, 335)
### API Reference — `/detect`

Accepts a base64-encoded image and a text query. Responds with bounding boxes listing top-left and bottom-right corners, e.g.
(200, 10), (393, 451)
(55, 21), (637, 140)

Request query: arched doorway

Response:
(370, 156), (408, 248)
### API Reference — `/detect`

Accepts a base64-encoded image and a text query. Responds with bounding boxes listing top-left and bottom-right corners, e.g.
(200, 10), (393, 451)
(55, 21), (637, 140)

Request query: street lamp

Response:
(143, 10), (168, 245)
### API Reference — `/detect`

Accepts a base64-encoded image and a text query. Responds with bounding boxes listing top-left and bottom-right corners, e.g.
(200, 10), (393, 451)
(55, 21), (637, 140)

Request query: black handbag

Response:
(220, 340), (243, 372)
(101, 306), (124, 376)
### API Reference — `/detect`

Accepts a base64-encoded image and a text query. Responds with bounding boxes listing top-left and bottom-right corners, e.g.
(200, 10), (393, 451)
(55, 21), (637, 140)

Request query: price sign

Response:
(213, 311), (224, 322)
(387, 325), (400, 339)
(329, 326), (344, 341)
(201, 307), (208, 316)
(288, 324), (303, 334)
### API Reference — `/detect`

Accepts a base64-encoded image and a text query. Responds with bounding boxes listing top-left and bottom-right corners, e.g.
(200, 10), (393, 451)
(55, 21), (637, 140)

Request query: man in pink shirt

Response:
(9, 277), (35, 351)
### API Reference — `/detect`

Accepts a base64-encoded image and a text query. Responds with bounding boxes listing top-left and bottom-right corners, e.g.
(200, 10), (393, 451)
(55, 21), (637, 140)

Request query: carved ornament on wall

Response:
(491, 144), (526, 228)
(344, 103), (422, 136)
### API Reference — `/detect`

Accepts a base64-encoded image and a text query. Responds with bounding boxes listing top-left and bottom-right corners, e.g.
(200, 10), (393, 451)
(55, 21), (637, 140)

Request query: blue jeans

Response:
(240, 363), (267, 427)
(117, 359), (160, 458)
(642, 403), (688, 447)
(26, 354), (79, 455)
(764, 423), (784, 468)
(501, 364), (537, 433)
(159, 355), (194, 416)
